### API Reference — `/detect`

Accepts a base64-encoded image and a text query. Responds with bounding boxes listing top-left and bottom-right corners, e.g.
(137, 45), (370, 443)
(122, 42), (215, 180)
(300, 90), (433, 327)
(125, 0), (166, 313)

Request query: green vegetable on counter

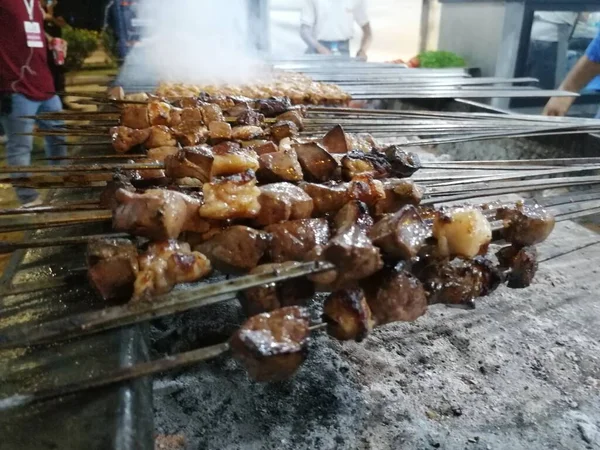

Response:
(417, 51), (466, 69)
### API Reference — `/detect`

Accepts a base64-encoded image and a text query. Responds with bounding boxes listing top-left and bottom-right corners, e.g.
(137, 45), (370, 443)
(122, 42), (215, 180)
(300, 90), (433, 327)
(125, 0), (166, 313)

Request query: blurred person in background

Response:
(300, 0), (372, 59)
(0, 0), (67, 206)
(41, 0), (68, 100)
(544, 29), (600, 117)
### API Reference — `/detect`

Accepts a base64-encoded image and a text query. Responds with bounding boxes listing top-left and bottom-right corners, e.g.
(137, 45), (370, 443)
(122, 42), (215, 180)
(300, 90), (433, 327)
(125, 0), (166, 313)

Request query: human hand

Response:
(356, 49), (367, 61)
(543, 96), (576, 116)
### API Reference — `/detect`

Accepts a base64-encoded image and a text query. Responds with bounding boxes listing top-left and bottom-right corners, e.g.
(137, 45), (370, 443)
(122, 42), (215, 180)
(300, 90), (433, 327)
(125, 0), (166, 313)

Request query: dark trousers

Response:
(526, 40), (559, 90)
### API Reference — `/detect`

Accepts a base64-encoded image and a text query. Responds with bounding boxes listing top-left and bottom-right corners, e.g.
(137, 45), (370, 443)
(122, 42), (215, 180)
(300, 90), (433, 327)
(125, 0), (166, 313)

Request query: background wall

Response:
(269, 0), (423, 61)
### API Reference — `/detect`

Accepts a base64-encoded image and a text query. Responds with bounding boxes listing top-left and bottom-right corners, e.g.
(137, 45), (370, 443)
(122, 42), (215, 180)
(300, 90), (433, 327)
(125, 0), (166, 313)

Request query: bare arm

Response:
(544, 55), (600, 116)
(356, 22), (372, 60)
(300, 24), (331, 55)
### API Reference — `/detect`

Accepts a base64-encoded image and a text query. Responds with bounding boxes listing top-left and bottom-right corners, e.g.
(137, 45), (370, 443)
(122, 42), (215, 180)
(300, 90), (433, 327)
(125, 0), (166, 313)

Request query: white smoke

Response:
(135, 0), (267, 85)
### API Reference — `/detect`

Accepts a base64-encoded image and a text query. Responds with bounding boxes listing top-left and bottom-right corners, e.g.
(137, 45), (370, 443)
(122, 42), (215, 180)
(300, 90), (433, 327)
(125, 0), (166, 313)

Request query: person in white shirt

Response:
(300, 0), (372, 59)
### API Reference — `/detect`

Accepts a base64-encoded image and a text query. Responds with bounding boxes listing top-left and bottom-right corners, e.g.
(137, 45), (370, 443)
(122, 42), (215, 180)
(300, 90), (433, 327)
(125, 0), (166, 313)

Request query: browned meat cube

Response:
(208, 121), (233, 140)
(322, 125), (348, 154)
(196, 225), (271, 273)
(496, 245), (538, 289)
(180, 107), (204, 125)
(341, 151), (391, 181)
(256, 149), (304, 183)
(362, 267), (428, 325)
(382, 146), (422, 178)
(347, 175), (386, 208)
(374, 178), (424, 215)
(112, 188), (202, 240)
(87, 238), (139, 301)
(133, 240), (212, 301)
(309, 201), (383, 290)
(369, 205), (430, 260)
(496, 203), (555, 246)
(146, 146), (180, 162)
(294, 142), (338, 182)
(199, 102), (224, 124)
(323, 288), (374, 341)
(111, 126), (151, 154)
(230, 306), (311, 382)
(172, 123), (208, 147)
(275, 110), (304, 130)
(255, 183), (314, 226)
(211, 141), (259, 177)
(164, 146), (214, 183)
(255, 97), (292, 117)
(99, 178), (135, 210)
(145, 125), (177, 149)
(135, 158), (165, 180)
(270, 120), (298, 143)
(147, 101), (172, 126)
(417, 257), (505, 309)
(120, 104), (150, 129)
(251, 141), (279, 156)
(299, 182), (350, 216)
(236, 109), (265, 127)
(241, 262), (315, 316)
(265, 218), (330, 262)
(231, 125), (264, 141)
(199, 171), (261, 220)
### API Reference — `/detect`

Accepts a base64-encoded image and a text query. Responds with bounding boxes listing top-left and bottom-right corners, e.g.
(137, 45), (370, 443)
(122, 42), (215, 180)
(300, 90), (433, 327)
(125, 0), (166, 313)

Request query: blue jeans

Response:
(0, 94), (67, 203)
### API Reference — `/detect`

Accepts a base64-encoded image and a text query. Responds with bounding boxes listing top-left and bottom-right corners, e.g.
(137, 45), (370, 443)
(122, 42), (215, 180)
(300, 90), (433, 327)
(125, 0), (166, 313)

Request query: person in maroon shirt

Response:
(0, 0), (66, 205)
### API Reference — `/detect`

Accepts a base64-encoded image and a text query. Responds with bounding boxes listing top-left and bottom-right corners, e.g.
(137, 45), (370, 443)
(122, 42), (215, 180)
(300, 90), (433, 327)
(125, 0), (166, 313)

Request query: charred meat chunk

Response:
(347, 175), (386, 208)
(369, 205), (430, 260)
(99, 177), (135, 210)
(275, 110), (304, 130)
(418, 257), (504, 309)
(171, 123), (208, 147)
(323, 288), (374, 342)
(266, 218), (330, 262)
(294, 142), (338, 182)
(256, 148), (304, 183)
(236, 109), (265, 127)
(208, 121), (233, 140)
(496, 203), (555, 246)
(87, 238), (139, 301)
(133, 240), (212, 301)
(251, 141), (279, 156)
(255, 183), (314, 226)
(241, 262), (314, 316)
(147, 101), (173, 126)
(382, 146), (422, 178)
(164, 146), (214, 182)
(120, 104), (150, 129)
(322, 125), (349, 154)
(111, 126), (151, 154)
(270, 120), (299, 143)
(362, 267), (428, 325)
(374, 178), (424, 215)
(433, 207), (492, 259)
(145, 125), (177, 149)
(255, 97), (292, 117)
(231, 125), (264, 141)
(496, 245), (538, 289)
(341, 150), (391, 181)
(230, 306), (311, 382)
(199, 171), (261, 220)
(196, 225), (271, 273)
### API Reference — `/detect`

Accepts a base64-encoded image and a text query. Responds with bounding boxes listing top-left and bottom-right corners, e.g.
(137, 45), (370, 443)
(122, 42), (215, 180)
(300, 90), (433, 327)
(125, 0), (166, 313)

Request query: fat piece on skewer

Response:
(433, 207), (492, 259)
(199, 171), (261, 220)
(255, 183), (314, 226)
(230, 306), (311, 382)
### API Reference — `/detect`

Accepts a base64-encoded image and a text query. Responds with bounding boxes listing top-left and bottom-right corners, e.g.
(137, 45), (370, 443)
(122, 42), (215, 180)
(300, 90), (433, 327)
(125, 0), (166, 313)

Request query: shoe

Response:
(20, 197), (44, 208)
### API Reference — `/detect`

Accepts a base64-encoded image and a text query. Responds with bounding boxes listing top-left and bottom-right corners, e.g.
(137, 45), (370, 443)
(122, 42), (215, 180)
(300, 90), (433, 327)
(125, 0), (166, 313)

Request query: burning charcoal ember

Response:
(341, 150), (392, 181)
(496, 203), (555, 246)
(382, 145), (422, 178)
(112, 188), (203, 240)
(199, 171), (261, 220)
(211, 141), (259, 177)
(255, 183), (314, 226)
(231, 125), (264, 141)
(230, 306), (311, 382)
(256, 149), (304, 183)
(270, 120), (299, 143)
(111, 126), (151, 153)
(275, 110), (304, 130)
(362, 267), (428, 326)
(265, 218), (330, 262)
(241, 262), (315, 316)
(496, 245), (538, 289)
(196, 226), (271, 273)
(309, 201), (383, 290)
(133, 240), (212, 301)
(369, 205), (431, 260)
(294, 142), (338, 182)
(417, 257), (505, 309)
(323, 288), (374, 342)
(146, 125), (177, 149)
(374, 178), (424, 215)
(433, 207), (492, 259)
(255, 97), (292, 117)
(87, 239), (139, 301)
(120, 104), (151, 129)
(208, 121), (233, 140)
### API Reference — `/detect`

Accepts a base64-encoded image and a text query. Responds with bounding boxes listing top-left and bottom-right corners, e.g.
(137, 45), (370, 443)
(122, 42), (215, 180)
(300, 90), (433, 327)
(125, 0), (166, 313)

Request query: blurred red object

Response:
(348, 100), (368, 109)
(49, 37), (68, 66)
(407, 56), (420, 68)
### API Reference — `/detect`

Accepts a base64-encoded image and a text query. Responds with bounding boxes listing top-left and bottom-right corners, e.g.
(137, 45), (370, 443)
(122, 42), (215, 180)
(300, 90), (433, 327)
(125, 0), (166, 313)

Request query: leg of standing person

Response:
(37, 95), (67, 164)
(1, 93), (42, 204)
